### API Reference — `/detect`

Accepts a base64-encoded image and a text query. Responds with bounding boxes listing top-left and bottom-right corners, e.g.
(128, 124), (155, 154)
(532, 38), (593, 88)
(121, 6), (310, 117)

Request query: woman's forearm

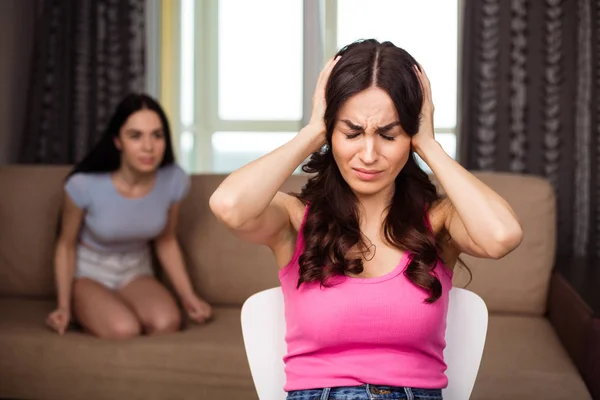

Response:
(54, 241), (76, 310)
(155, 238), (195, 300)
(209, 126), (323, 228)
(416, 139), (523, 256)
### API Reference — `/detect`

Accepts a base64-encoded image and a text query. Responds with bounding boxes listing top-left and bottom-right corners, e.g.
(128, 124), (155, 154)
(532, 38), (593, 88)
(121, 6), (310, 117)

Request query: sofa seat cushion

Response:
(0, 298), (257, 400)
(472, 315), (592, 399)
(0, 299), (593, 400)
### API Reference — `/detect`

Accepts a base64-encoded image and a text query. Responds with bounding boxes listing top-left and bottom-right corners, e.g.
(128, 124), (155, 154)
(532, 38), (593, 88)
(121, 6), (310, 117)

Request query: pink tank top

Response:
(278, 206), (453, 391)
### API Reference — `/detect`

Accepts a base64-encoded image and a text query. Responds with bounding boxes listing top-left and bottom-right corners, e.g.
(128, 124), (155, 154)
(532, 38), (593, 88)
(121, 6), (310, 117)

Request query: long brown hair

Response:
(297, 39), (446, 303)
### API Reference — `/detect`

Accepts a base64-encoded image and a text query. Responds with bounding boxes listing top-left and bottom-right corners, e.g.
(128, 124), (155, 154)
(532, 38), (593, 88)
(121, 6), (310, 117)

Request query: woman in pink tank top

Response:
(210, 39), (523, 400)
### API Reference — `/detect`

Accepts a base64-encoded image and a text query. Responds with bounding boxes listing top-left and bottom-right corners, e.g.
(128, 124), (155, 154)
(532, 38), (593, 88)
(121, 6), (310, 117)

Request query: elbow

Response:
(155, 234), (177, 252)
(154, 237), (179, 265)
(209, 190), (245, 230)
(486, 223), (524, 260)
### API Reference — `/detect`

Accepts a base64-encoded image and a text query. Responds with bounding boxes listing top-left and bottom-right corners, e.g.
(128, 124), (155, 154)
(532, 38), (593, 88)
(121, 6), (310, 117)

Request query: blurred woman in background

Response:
(46, 93), (212, 339)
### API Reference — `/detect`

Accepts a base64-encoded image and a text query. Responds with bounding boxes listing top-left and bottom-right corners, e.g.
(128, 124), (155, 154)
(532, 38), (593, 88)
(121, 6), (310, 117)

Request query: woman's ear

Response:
(114, 137), (122, 151)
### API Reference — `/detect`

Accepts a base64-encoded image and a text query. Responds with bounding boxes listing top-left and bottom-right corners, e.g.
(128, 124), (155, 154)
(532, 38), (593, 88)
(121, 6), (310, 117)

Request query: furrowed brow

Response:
(341, 119), (364, 131)
(375, 121), (401, 134)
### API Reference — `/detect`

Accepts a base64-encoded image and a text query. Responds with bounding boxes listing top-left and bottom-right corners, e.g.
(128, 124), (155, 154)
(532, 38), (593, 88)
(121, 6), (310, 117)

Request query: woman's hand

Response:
(182, 293), (213, 324)
(46, 307), (71, 335)
(305, 56), (341, 144)
(411, 64), (437, 156)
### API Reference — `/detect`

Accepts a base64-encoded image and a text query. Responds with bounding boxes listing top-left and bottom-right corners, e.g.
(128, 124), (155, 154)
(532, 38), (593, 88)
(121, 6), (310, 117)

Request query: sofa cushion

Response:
(175, 174), (302, 306)
(471, 315), (591, 400)
(445, 173), (556, 315)
(0, 299), (592, 399)
(0, 167), (557, 314)
(0, 165), (71, 298)
(179, 172), (557, 313)
(0, 298), (257, 400)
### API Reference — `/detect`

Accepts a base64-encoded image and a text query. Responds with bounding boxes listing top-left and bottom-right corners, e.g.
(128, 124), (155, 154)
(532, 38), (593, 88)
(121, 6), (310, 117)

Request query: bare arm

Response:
(155, 203), (196, 299)
(54, 193), (84, 311)
(155, 203), (212, 323)
(210, 56), (340, 249)
(414, 66), (523, 260)
(209, 129), (320, 247)
(423, 145), (523, 260)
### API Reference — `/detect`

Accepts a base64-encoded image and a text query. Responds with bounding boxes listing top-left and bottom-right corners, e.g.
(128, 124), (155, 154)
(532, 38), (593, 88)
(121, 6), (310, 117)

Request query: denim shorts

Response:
(286, 384), (442, 400)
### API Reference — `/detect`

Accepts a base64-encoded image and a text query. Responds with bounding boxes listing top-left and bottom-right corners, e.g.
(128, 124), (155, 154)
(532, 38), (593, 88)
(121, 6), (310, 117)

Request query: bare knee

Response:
(99, 318), (142, 340)
(144, 309), (181, 335)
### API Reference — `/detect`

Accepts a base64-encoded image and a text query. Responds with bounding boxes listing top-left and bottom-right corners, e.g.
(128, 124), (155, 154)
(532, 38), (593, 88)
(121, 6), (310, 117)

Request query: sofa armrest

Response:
(547, 271), (593, 368)
(548, 256), (600, 398)
(583, 319), (600, 399)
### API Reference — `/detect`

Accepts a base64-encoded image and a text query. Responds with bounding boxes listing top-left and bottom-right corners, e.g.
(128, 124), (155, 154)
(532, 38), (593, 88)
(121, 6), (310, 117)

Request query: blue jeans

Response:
(286, 384), (442, 400)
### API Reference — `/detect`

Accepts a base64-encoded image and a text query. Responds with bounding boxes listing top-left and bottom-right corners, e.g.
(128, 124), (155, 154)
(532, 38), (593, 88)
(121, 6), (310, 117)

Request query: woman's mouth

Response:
(353, 168), (382, 181)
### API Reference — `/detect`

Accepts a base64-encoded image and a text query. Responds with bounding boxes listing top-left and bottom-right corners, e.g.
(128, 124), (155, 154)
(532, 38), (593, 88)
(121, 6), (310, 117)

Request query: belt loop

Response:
(320, 387), (331, 400)
(403, 387), (414, 400)
(366, 384), (374, 400)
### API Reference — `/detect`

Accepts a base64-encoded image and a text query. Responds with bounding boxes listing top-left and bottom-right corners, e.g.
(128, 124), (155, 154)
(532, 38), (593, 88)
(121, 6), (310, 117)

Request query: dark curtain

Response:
(459, 0), (599, 260)
(19, 0), (146, 164)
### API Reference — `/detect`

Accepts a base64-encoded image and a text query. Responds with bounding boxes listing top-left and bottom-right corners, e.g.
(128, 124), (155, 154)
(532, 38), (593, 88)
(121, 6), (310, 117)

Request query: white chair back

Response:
(241, 286), (488, 400)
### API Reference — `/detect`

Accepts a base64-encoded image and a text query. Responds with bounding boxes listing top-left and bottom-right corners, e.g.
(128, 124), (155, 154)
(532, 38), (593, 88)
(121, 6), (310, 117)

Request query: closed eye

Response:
(341, 119), (401, 141)
(344, 132), (361, 139)
(376, 122), (401, 141)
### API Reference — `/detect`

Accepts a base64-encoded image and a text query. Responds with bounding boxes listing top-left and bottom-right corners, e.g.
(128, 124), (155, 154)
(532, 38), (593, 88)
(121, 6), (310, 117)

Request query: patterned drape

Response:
(459, 0), (599, 260)
(19, 0), (146, 164)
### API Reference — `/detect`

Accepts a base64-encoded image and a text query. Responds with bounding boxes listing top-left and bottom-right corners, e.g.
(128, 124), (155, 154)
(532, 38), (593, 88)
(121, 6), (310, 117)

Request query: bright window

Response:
(163, 0), (459, 173)
(336, 0), (457, 130)
(218, 0), (303, 121)
(212, 132), (302, 173)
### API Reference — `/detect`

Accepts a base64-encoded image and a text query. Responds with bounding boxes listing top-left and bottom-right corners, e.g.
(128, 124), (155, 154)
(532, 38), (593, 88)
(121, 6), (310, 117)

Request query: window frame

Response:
(153, 0), (462, 173)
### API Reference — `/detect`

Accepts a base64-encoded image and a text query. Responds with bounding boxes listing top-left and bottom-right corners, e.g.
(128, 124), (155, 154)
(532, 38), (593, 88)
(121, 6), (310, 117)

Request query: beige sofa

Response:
(0, 165), (593, 399)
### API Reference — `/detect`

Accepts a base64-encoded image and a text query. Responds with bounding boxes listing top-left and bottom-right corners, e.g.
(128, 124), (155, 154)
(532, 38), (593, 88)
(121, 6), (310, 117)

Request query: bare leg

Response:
(118, 276), (182, 335)
(72, 278), (141, 340)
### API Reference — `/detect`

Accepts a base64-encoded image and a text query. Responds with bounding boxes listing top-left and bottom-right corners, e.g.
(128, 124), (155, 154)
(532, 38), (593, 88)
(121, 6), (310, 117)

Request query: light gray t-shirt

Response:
(65, 163), (190, 253)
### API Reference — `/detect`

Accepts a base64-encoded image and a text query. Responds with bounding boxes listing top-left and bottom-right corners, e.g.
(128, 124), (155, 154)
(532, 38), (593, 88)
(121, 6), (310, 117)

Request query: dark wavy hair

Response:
(67, 93), (175, 178)
(297, 39), (449, 303)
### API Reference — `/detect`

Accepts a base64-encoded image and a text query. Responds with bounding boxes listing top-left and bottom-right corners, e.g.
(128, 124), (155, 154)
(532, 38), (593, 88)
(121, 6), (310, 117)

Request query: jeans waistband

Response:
(286, 384), (443, 400)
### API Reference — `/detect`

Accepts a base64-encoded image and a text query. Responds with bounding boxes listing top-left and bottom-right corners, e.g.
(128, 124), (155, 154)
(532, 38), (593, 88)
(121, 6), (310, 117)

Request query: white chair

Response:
(442, 287), (489, 399)
(241, 286), (488, 400)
